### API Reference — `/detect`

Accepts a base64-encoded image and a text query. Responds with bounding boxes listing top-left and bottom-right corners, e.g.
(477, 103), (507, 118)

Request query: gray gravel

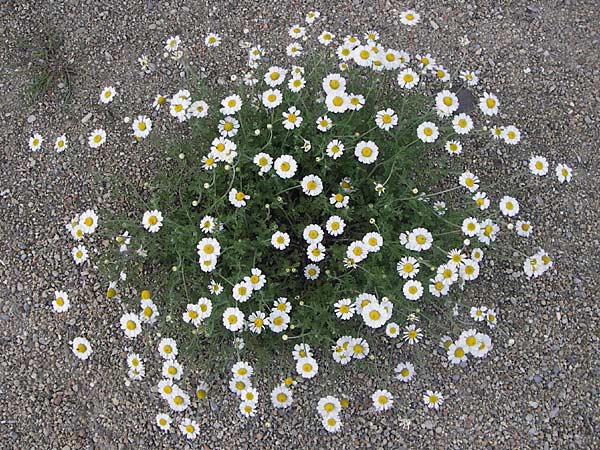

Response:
(1, 0), (599, 449)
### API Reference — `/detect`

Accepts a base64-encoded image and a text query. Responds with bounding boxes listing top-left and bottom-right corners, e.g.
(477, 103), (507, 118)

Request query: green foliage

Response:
(101, 54), (476, 366)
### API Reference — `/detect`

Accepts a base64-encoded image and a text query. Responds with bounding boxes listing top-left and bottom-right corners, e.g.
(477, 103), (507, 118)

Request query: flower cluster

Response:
(47, 7), (576, 440)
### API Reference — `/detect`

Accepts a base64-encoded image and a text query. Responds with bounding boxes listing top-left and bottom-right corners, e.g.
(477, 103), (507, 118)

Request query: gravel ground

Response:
(1, 0), (599, 449)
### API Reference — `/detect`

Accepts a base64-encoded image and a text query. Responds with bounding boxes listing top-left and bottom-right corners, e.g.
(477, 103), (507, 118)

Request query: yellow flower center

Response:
(126, 320), (136, 330)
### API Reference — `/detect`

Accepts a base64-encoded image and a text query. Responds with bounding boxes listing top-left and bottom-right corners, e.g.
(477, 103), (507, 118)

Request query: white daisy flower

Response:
(71, 337), (92, 360)
(142, 210), (163, 233)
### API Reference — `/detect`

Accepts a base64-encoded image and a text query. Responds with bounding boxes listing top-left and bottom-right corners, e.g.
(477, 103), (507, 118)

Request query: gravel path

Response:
(1, 1), (599, 449)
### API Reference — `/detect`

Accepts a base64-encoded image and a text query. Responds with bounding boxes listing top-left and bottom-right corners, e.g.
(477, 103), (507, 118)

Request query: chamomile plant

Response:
(60, 9), (572, 437)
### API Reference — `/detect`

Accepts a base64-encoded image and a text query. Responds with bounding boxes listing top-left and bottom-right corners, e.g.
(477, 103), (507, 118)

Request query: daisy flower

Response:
(423, 390), (444, 410)
(71, 244), (88, 265)
(556, 163), (573, 183)
(274, 155), (298, 179)
(317, 396), (341, 418)
(271, 385), (293, 408)
(325, 93), (349, 113)
(397, 68), (419, 89)
(248, 311), (267, 334)
(286, 42), (303, 57)
(71, 337), (92, 360)
(228, 188), (249, 208)
(460, 70), (479, 86)
(253, 152), (273, 174)
(326, 139), (344, 159)
(152, 94), (166, 110)
(462, 217), (480, 237)
(372, 389), (394, 411)
(99, 86), (116, 104)
(264, 66), (287, 87)
(28, 133), (43, 151)
(499, 196), (520, 217)
(347, 93), (365, 110)
(318, 31), (335, 46)
(54, 135), (67, 152)
(362, 302), (387, 329)
(142, 210), (163, 233)
(52, 290), (70, 313)
(301, 175), (323, 196)
(179, 418), (199, 440)
(288, 76), (306, 92)
(460, 259), (480, 281)
(316, 115), (333, 131)
(400, 10), (421, 26)
(394, 362), (415, 382)
(271, 231), (290, 250)
(516, 220), (533, 237)
(262, 88), (283, 109)
(447, 342), (468, 364)
(375, 108), (398, 131)
(168, 386), (190, 412)
(140, 298), (159, 323)
(322, 73), (346, 94)
(473, 192), (490, 210)
(346, 241), (367, 262)
(403, 280), (424, 301)
(435, 90), (460, 115)
(157, 338), (178, 360)
(433, 65), (451, 82)
(459, 171), (480, 192)
(405, 228), (433, 252)
(164, 35), (181, 52)
(304, 264), (320, 280)
(205, 33), (221, 47)
(397, 256), (419, 279)
(220, 94), (243, 115)
(486, 309), (498, 328)
(169, 97), (190, 121)
(232, 281), (253, 303)
(417, 122), (439, 143)
(355, 140), (379, 164)
(120, 312), (142, 339)
(155, 413), (172, 432)
(479, 92), (499, 116)
(131, 115), (153, 140)
(452, 113), (474, 135)
(296, 356), (318, 379)
(222, 307), (244, 332)
(326, 216), (346, 236)
(268, 310), (290, 333)
(334, 298), (355, 320)
(88, 128), (106, 148)
(218, 116), (240, 137)
(529, 155), (549, 176)
(282, 106), (303, 130)
(502, 125), (521, 145)
(403, 324), (423, 345)
(79, 209), (99, 234)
